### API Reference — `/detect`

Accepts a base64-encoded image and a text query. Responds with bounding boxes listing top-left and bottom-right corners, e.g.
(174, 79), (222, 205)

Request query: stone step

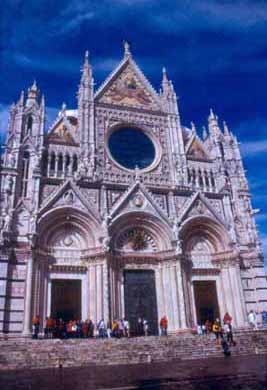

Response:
(0, 330), (266, 371)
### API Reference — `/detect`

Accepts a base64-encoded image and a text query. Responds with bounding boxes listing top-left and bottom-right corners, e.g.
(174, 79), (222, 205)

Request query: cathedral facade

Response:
(1, 44), (267, 335)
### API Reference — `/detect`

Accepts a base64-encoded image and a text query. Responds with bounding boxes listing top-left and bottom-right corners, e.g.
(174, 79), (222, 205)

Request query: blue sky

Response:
(0, 0), (267, 268)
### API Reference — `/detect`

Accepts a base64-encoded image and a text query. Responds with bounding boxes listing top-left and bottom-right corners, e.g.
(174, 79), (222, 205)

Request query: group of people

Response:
(32, 315), (168, 339)
(194, 312), (235, 346)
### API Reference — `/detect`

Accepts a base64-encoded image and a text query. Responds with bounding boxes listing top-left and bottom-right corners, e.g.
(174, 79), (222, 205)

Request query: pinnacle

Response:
(123, 40), (131, 58)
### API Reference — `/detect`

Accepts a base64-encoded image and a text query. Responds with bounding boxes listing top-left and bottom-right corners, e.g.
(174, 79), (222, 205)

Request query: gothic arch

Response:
(180, 215), (231, 254)
(110, 211), (174, 252)
(37, 206), (102, 249)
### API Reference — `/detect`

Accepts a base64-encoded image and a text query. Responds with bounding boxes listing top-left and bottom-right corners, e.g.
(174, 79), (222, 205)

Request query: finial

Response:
(191, 121), (196, 134)
(31, 79), (37, 91)
(61, 102), (66, 111)
(209, 108), (215, 119)
(223, 121), (230, 136)
(123, 41), (131, 57)
(19, 90), (24, 104)
(202, 126), (208, 140)
(85, 50), (89, 59)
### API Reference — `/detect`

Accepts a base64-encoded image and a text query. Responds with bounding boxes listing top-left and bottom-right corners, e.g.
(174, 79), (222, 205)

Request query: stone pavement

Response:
(0, 354), (266, 389)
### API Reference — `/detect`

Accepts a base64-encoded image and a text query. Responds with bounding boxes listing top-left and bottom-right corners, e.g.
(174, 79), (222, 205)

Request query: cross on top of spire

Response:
(123, 41), (131, 58)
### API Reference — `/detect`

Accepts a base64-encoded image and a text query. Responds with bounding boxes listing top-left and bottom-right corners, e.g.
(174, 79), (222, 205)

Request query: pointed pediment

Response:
(47, 117), (77, 145)
(186, 135), (210, 161)
(38, 180), (101, 222)
(109, 181), (171, 226)
(95, 57), (162, 111)
(178, 192), (226, 227)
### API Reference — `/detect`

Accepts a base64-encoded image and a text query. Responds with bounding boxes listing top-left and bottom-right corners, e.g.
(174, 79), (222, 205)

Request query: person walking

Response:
(143, 319), (149, 336)
(97, 318), (106, 338)
(123, 318), (130, 337)
(160, 316), (168, 336)
(223, 322), (235, 346)
(248, 310), (258, 330)
(32, 315), (40, 339)
(212, 318), (222, 344)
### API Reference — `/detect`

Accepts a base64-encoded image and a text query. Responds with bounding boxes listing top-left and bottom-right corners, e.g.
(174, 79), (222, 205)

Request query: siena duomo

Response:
(0, 43), (266, 336)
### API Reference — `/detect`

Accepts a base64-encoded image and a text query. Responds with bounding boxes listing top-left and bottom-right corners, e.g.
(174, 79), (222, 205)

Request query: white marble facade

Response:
(0, 44), (267, 335)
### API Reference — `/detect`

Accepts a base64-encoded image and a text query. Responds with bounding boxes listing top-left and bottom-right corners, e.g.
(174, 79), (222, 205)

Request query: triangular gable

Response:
(38, 180), (101, 222)
(47, 116), (77, 145)
(186, 134), (210, 161)
(95, 56), (162, 111)
(178, 192), (226, 227)
(109, 181), (171, 226)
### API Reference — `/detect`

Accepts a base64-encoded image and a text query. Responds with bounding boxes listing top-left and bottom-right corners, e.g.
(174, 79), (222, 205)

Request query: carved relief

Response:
(116, 228), (157, 252)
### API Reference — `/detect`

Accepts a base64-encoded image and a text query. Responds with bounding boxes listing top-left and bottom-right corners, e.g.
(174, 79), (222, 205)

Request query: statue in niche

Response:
(64, 190), (74, 204)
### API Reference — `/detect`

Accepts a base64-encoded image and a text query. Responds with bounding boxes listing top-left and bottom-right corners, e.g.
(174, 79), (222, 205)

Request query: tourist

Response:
(160, 316), (168, 336)
(205, 319), (211, 333)
(223, 322), (235, 346)
(97, 318), (106, 337)
(137, 317), (144, 336)
(197, 324), (202, 336)
(118, 319), (124, 338)
(58, 318), (65, 339)
(248, 309), (258, 330)
(88, 319), (94, 338)
(112, 319), (119, 337)
(106, 321), (112, 338)
(32, 315), (40, 339)
(82, 320), (89, 338)
(45, 316), (54, 339)
(143, 319), (149, 336)
(221, 334), (231, 357)
(201, 323), (207, 335)
(123, 318), (130, 337)
(223, 312), (232, 325)
(212, 318), (222, 344)
(67, 320), (73, 338)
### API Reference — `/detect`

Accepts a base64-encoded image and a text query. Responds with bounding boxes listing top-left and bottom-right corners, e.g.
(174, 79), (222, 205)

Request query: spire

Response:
(191, 121), (196, 135)
(81, 50), (92, 83)
(208, 108), (221, 138)
(26, 80), (39, 107)
(223, 121), (230, 137)
(18, 90), (24, 106)
(123, 41), (131, 58)
(161, 66), (170, 95)
(202, 126), (208, 140)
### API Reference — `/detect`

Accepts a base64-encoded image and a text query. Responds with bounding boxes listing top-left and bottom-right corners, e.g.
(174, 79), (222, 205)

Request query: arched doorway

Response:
(35, 206), (101, 325)
(109, 212), (175, 335)
(180, 216), (231, 327)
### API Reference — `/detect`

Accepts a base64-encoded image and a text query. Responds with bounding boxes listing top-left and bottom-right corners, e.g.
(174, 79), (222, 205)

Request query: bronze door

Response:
(124, 270), (158, 335)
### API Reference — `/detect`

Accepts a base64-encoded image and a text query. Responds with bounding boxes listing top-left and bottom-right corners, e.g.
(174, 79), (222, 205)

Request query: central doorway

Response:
(193, 280), (220, 324)
(124, 270), (158, 336)
(51, 279), (81, 321)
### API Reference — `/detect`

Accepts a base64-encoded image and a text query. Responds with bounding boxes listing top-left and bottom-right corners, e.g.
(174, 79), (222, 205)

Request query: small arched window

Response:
(26, 116), (33, 134)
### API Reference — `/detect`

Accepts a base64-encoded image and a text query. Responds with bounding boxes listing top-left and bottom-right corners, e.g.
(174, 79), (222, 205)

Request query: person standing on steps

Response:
(160, 316), (168, 336)
(32, 314), (40, 339)
(248, 309), (258, 330)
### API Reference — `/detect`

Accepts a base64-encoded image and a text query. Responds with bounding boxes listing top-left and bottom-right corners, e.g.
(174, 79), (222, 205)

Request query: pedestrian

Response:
(223, 322), (235, 346)
(143, 319), (149, 336)
(97, 318), (106, 337)
(221, 334), (231, 357)
(223, 312), (232, 325)
(160, 316), (168, 336)
(88, 319), (94, 338)
(137, 317), (144, 336)
(212, 318), (222, 344)
(201, 323), (207, 335)
(32, 315), (40, 339)
(82, 320), (89, 338)
(58, 318), (65, 339)
(118, 319), (124, 338)
(197, 324), (202, 336)
(123, 318), (130, 337)
(248, 309), (258, 330)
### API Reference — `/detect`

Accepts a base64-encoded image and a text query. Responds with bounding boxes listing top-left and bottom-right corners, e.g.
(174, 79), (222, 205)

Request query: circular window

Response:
(108, 127), (155, 170)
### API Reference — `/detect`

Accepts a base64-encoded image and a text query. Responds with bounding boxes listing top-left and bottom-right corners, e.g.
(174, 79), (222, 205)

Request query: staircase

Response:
(0, 330), (266, 371)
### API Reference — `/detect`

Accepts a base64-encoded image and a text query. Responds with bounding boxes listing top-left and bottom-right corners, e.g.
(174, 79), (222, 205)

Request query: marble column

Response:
(22, 255), (33, 336)
(176, 260), (187, 328)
